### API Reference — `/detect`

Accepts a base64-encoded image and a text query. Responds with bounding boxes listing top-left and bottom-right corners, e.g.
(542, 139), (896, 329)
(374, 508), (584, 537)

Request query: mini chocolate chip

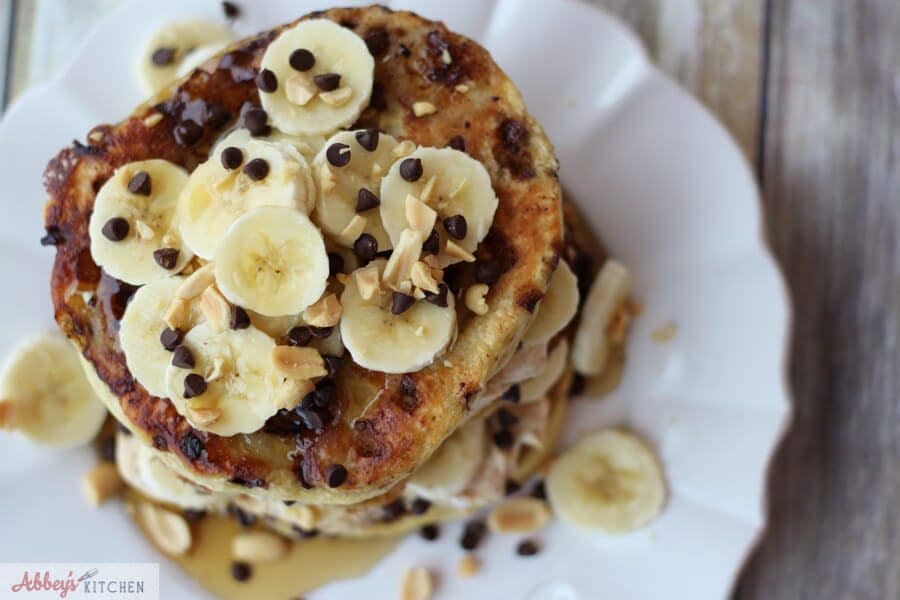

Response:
(447, 135), (466, 152)
(206, 104), (230, 129)
(327, 252), (344, 276)
(174, 120), (203, 146)
(493, 429), (515, 449)
(420, 524), (440, 541)
(222, 1), (240, 18)
(312, 381), (336, 407)
(287, 326), (313, 346)
(171, 345), (195, 369)
(256, 68), (278, 93)
(314, 73), (341, 91)
(297, 406), (324, 430)
(289, 48), (316, 71)
(503, 384), (521, 403)
(569, 374), (586, 396)
(230, 305), (251, 329)
(364, 29), (390, 56)
(422, 229), (440, 254)
(496, 408), (518, 428)
(101, 217), (129, 242)
(292, 525), (319, 539)
(183, 508), (207, 523)
(151, 47), (176, 66)
(221, 146), (243, 170)
(356, 188), (380, 212)
(443, 214), (467, 239)
(243, 158), (269, 181)
(460, 520), (487, 550)
(326, 143), (351, 167)
(310, 326), (334, 338)
(382, 499), (406, 522)
(516, 539), (540, 556)
(179, 431), (204, 459)
(231, 561), (252, 582)
(323, 355), (343, 378)
(243, 107), (270, 137)
(424, 283), (449, 307)
(160, 328), (183, 351)
(505, 479), (522, 495)
(391, 292), (415, 315)
(531, 480), (547, 500)
(370, 81), (387, 110)
(127, 171), (152, 195)
(183, 373), (207, 399)
(410, 498), (431, 515)
(153, 247), (179, 270)
(229, 504), (257, 527)
(476, 260), (501, 285)
(40, 226), (64, 246)
(283, 500), (296, 506)
(326, 464), (348, 487)
(355, 128), (379, 152)
(353, 233), (378, 263)
(399, 157), (423, 182)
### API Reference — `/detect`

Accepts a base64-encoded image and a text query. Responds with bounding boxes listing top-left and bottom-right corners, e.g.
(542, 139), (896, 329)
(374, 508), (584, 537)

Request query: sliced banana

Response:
(259, 19), (374, 135)
(165, 323), (299, 436)
(137, 20), (235, 96)
(0, 333), (106, 447)
(547, 429), (666, 534)
(340, 259), (456, 374)
(215, 206), (329, 317)
(572, 260), (632, 376)
(178, 129), (316, 260)
(268, 130), (327, 162)
(520, 340), (569, 403)
(89, 159), (192, 285)
(406, 418), (486, 503)
(380, 147), (498, 266)
(523, 260), (580, 347)
(312, 130), (399, 249)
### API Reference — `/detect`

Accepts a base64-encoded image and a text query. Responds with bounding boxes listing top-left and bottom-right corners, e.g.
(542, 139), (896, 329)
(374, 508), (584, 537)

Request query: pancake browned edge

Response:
(43, 5), (564, 504)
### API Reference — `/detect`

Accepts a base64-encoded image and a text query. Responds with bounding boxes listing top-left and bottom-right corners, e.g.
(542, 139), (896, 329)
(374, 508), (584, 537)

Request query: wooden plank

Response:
(734, 0), (900, 598)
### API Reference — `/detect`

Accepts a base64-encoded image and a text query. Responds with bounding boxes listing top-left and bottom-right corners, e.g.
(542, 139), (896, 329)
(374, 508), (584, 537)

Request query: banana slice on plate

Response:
(259, 19), (374, 135)
(311, 130), (399, 249)
(406, 418), (486, 503)
(380, 147), (498, 266)
(215, 206), (329, 317)
(520, 340), (569, 403)
(89, 159), (193, 285)
(179, 129), (317, 260)
(547, 429), (666, 534)
(137, 20), (235, 96)
(0, 333), (106, 447)
(572, 260), (632, 376)
(340, 259), (456, 374)
(165, 323), (301, 436)
(523, 260), (579, 347)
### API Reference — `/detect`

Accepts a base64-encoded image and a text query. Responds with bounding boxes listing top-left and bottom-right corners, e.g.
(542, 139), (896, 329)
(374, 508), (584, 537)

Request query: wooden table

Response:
(4, 1), (897, 598)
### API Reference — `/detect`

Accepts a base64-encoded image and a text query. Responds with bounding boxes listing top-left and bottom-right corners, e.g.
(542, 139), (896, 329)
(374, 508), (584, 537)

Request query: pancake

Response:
(45, 6), (563, 504)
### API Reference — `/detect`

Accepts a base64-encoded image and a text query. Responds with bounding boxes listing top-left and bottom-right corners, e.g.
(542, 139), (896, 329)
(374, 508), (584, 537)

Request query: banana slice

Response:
(547, 429), (666, 534)
(380, 147), (498, 266)
(340, 259), (456, 374)
(311, 130), (399, 249)
(520, 340), (569, 403)
(215, 206), (329, 317)
(137, 20), (235, 96)
(406, 418), (487, 503)
(572, 260), (632, 376)
(523, 260), (579, 347)
(118, 277), (202, 398)
(179, 129), (317, 260)
(259, 19), (374, 135)
(89, 159), (193, 285)
(268, 130), (327, 162)
(164, 323), (300, 436)
(0, 333), (106, 447)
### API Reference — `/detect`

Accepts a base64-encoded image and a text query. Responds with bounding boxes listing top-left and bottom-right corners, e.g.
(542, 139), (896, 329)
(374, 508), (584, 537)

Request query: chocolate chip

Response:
(323, 355), (343, 379)
(476, 260), (501, 285)
(460, 520), (487, 550)
(255, 68), (278, 93)
(364, 29), (390, 56)
(410, 498), (431, 515)
(355, 128), (379, 152)
(496, 408), (518, 428)
(297, 407), (324, 431)
(101, 217), (129, 242)
(310, 326), (333, 339)
(183, 374), (207, 399)
(222, 1), (240, 18)
(206, 104), (230, 129)
(243, 158), (269, 181)
(382, 499), (406, 522)
(503, 384), (521, 404)
(531, 480), (547, 500)
(420, 524), (440, 541)
(399, 157), (423, 182)
(283, 500), (296, 506)
(391, 292), (415, 315)
(516, 539), (540, 556)
(40, 226), (64, 246)
(312, 381), (336, 407)
(151, 47), (176, 66)
(353, 233), (378, 263)
(171, 345), (195, 369)
(231, 561), (252, 582)
(153, 248), (179, 270)
(174, 120), (203, 146)
(243, 107), (270, 137)
(326, 143), (351, 167)
(424, 283), (448, 307)
(127, 171), (152, 196)
(447, 135), (466, 152)
(422, 230), (440, 254)
(183, 508), (207, 523)
(221, 146), (243, 170)
(289, 48), (315, 71)
(230, 305), (251, 330)
(505, 479), (521, 495)
(369, 81), (387, 110)
(326, 464), (348, 487)
(292, 525), (319, 539)
(313, 73), (341, 91)
(569, 374), (586, 396)
(493, 429), (515, 449)
(229, 504), (257, 527)
(356, 188), (380, 212)
(327, 252), (344, 276)
(179, 431), (204, 459)
(160, 328), (183, 352)
(443, 214), (467, 240)
(287, 326), (313, 347)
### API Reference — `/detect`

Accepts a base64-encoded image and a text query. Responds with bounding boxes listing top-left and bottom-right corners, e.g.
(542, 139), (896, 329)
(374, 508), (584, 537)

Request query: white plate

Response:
(0, 0), (791, 598)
